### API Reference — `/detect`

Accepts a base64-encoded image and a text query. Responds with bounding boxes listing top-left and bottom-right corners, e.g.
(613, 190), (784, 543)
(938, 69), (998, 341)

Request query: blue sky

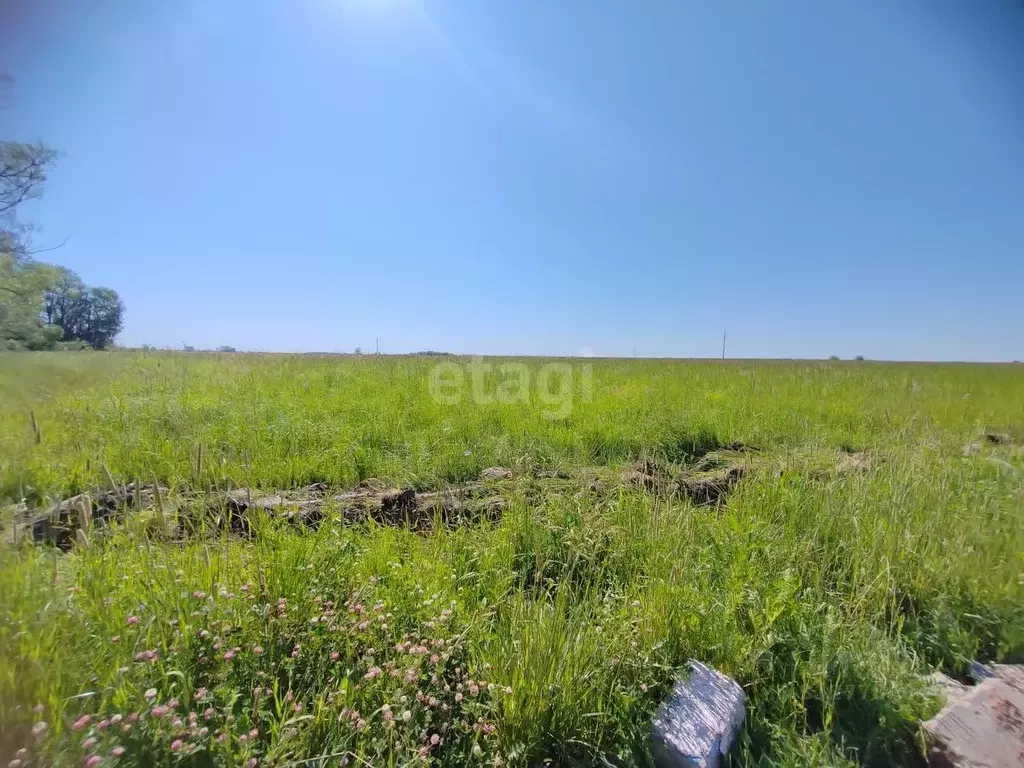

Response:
(5, 0), (1024, 360)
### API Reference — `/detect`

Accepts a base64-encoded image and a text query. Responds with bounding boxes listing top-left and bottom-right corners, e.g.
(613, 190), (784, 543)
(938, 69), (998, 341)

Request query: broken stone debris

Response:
(626, 461), (746, 507)
(21, 484), (168, 550)
(923, 664), (1024, 768)
(479, 467), (513, 480)
(222, 484), (507, 532)
(651, 661), (746, 768)
(834, 451), (873, 475)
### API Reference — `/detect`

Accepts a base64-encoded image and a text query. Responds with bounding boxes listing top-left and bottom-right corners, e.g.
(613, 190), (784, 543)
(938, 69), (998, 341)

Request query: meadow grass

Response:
(0, 351), (1022, 767)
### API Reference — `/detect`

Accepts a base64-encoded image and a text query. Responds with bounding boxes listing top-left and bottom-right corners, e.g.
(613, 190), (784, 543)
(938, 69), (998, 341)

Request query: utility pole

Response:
(721, 330), (727, 359)
(375, 338), (379, 355)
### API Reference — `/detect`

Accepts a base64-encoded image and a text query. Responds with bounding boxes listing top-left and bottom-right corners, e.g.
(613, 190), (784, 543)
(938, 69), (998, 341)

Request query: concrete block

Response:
(651, 661), (746, 768)
(923, 664), (1024, 767)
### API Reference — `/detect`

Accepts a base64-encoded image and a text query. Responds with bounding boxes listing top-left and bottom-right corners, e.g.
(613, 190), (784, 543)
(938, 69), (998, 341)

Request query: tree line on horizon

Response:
(1, 78), (124, 351)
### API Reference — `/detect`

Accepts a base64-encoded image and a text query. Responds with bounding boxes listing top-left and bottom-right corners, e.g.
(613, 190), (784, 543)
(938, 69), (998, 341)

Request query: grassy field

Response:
(1, 351), (1023, 767)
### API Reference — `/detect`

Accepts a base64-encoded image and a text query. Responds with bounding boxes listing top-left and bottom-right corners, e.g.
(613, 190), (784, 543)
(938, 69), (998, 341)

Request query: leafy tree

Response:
(43, 267), (124, 349)
(0, 88), (125, 351)
(0, 135), (66, 349)
(0, 251), (60, 349)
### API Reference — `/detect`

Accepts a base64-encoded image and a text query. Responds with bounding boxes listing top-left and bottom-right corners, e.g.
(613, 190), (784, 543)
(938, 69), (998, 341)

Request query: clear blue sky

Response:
(5, 0), (1024, 360)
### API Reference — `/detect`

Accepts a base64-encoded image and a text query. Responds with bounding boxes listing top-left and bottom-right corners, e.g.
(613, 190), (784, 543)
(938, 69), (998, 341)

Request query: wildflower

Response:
(472, 744), (483, 756)
(84, 757), (102, 768)
(365, 666), (382, 680)
(110, 714), (122, 725)
(33, 721), (48, 737)
(356, 718), (366, 730)
(167, 698), (179, 709)
(150, 706), (169, 718)
(203, 707), (215, 721)
(144, 688), (157, 701)
(253, 646), (264, 656)
(83, 738), (98, 750)
(172, 718), (183, 729)
(126, 616), (138, 626)
(72, 715), (92, 731)
(170, 739), (183, 752)
(469, 684), (479, 696)
(504, 687), (513, 695)
(199, 727), (208, 738)
(402, 710), (412, 723)
(330, 652), (340, 661)
(110, 747), (125, 758)
(248, 728), (259, 739)
(246, 760), (258, 768)
(97, 719), (110, 730)
(193, 591), (206, 599)
(455, 693), (463, 703)
(430, 733), (440, 746)
(194, 687), (208, 700)
(216, 733), (227, 743)
(127, 713), (138, 723)
(223, 650), (235, 661)
(430, 654), (439, 664)
(111, 636), (120, 644)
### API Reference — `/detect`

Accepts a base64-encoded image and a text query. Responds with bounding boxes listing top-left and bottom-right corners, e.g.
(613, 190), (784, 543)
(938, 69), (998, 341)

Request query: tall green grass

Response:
(0, 352), (1022, 766)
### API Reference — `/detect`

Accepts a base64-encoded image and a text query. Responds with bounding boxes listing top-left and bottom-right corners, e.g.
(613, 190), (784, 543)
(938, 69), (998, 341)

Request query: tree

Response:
(43, 267), (124, 349)
(0, 248), (60, 350)
(0, 131), (65, 349)
(0, 77), (125, 351)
